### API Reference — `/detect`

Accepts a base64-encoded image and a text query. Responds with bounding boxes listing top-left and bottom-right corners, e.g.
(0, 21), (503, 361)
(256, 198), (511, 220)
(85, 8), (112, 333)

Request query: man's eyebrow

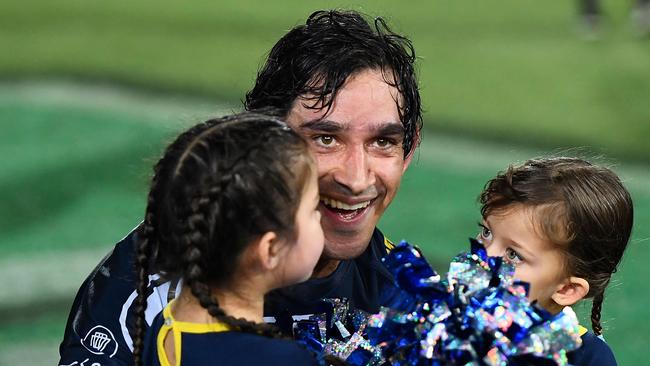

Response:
(297, 119), (404, 137)
(298, 119), (345, 133)
(375, 122), (405, 137)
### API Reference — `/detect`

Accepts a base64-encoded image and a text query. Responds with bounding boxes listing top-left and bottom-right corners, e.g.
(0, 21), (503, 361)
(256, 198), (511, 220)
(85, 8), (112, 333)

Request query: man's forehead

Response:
(286, 102), (403, 133)
(287, 69), (402, 121)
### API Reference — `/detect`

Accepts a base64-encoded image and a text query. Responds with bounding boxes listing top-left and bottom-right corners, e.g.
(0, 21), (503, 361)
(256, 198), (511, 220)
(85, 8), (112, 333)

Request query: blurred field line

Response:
(0, 340), (59, 366)
(1, 158), (645, 312)
(3, 80), (647, 194)
(416, 130), (650, 195)
(2, 80), (648, 317)
(0, 80), (236, 126)
(1, 247), (109, 308)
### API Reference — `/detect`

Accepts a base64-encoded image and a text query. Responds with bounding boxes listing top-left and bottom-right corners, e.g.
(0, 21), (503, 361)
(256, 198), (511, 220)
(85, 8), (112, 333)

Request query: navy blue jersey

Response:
(264, 228), (396, 335)
(59, 226), (396, 366)
(142, 303), (318, 366)
(569, 329), (618, 366)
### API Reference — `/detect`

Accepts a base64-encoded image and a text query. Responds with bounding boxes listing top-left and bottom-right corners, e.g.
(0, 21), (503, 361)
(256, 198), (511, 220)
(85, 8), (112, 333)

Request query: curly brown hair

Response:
(479, 157), (633, 335)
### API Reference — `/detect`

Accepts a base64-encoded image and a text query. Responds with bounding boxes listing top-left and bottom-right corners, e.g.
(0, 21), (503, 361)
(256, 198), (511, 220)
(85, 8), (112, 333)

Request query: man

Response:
(59, 10), (421, 365)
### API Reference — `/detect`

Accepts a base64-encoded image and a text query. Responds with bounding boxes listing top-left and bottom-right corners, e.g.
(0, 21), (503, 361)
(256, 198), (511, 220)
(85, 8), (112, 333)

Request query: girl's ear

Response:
(255, 231), (282, 271)
(551, 276), (590, 307)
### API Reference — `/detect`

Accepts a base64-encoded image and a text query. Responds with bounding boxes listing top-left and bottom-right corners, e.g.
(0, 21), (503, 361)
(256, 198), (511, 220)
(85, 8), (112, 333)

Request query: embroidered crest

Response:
(81, 325), (118, 358)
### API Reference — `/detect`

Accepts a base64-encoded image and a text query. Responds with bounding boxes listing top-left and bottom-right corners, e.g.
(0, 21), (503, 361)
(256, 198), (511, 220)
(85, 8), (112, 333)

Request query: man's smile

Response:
(320, 196), (372, 210)
(319, 196), (375, 223)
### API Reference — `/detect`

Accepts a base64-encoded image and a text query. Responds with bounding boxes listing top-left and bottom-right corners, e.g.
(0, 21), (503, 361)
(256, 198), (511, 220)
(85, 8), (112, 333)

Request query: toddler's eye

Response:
(504, 248), (523, 265)
(478, 223), (492, 242)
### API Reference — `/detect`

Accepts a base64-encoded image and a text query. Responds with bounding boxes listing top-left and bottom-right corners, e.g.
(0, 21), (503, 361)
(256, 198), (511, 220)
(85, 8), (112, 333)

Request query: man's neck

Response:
(310, 257), (341, 278)
(174, 285), (265, 323)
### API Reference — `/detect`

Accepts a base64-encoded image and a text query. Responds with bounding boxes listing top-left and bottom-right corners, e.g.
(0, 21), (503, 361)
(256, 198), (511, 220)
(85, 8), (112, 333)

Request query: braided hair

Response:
(479, 157), (633, 336)
(132, 112), (315, 365)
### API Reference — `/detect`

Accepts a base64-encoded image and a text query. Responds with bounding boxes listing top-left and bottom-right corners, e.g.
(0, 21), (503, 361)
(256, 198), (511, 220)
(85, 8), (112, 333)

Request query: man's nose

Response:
(332, 145), (375, 195)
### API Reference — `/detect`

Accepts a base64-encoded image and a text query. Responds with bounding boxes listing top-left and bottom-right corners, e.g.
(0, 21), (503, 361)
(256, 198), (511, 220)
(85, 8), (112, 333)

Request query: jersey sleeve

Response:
(58, 228), (176, 366)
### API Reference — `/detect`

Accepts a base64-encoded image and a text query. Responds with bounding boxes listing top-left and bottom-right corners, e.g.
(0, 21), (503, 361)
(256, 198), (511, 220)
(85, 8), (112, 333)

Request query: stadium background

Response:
(1, 1), (648, 364)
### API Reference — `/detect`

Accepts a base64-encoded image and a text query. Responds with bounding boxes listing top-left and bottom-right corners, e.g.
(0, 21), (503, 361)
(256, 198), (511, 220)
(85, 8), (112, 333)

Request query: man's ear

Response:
(551, 276), (590, 307)
(403, 129), (420, 173)
(255, 231), (282, 271)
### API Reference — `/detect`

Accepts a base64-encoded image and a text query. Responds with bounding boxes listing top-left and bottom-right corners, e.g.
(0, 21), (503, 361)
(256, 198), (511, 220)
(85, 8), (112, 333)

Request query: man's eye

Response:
(505, 248), (523, 265)
(315, 136), (335, 146)
(375, 138), (395, 148)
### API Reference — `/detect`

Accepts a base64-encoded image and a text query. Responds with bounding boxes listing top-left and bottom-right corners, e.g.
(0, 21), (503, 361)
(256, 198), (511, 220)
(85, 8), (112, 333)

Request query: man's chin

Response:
(321, 240), (370, 261)
(311, 236), (372, 278)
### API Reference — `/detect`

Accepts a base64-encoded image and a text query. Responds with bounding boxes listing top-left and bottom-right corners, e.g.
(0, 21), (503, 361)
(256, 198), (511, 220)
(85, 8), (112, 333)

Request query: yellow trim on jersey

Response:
(578, 325), (588, 336)
(384, 237), (395, 252)
(156, 300), (230, 366)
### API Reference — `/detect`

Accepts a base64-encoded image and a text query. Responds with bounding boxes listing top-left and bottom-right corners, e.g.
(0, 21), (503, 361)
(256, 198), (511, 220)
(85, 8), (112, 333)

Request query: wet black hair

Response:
(245, 9), (422, 157)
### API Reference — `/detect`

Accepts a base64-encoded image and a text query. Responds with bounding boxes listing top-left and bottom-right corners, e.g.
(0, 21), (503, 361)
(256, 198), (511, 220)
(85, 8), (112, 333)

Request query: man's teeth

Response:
(321, 197), (371, 210)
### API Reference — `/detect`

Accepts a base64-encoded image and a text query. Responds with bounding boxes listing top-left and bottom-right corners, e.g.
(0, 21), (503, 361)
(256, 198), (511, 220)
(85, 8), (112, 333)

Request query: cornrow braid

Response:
(132, 118), (228, 366)
(591, 291), (605, 336)
(133, 112), (314, 364)
(182, 230), (283, 338)
(176, 161), (285, 338)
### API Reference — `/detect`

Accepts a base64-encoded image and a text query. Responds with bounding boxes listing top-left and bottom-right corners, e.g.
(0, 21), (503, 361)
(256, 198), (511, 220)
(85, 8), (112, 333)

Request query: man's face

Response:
(286, 69), (413, 260)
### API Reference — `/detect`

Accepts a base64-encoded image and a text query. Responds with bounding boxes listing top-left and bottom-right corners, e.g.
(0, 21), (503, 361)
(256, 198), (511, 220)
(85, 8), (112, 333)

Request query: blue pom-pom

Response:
(368, 239), (582, 365)
(301, 239), (583, 366)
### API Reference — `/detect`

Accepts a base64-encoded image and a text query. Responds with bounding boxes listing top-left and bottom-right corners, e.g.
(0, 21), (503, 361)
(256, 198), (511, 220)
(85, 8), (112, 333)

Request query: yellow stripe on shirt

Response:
(384, 237), (395, 252)
(578, 325), (588, 336)
(157, 300), (230, 366)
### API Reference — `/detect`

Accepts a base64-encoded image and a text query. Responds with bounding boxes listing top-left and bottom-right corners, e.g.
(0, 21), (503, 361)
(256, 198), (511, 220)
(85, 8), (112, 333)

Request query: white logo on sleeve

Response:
(59, 358), (101, 366)
(81, 325), (118, 358)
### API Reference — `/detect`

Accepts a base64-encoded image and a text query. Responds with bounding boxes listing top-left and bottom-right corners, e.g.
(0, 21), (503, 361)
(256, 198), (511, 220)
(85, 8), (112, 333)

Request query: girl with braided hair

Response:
(133, 112), (323, 365)
(477, 157), (633, 366)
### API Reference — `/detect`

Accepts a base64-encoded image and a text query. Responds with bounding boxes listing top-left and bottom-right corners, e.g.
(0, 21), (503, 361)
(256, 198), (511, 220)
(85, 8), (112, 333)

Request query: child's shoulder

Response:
(569, 331), (617, 366)
(145, 310), (317, 366)
(188, 332), (318, 365)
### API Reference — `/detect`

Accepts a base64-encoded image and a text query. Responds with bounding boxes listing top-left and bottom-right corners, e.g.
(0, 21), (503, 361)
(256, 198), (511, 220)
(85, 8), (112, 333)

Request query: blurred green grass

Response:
(0, 84), (648, 364)
(1, 0), (649, 160)
(1, 0), (649, 364)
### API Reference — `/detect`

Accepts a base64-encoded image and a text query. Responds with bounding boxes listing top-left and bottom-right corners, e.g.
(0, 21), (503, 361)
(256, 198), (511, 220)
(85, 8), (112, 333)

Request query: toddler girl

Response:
(478, 157), (633, 366)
